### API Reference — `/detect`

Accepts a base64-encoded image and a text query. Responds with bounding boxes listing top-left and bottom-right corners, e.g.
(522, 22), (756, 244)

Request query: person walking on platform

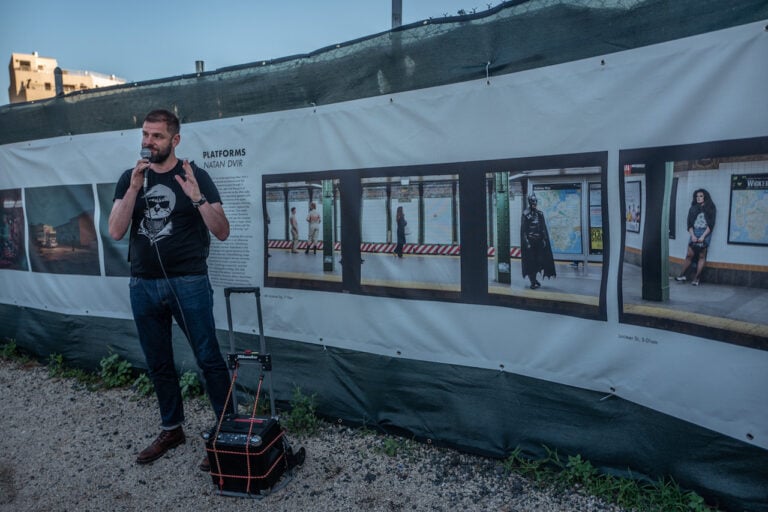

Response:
(305, 202), (321, 254)
(520, 193), (556, 289)
(394, 206), (407, 258)
(108, 109), (233, 470)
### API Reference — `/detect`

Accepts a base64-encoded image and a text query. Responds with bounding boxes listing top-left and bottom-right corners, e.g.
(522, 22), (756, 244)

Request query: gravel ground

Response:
(0, 359), (624, 512)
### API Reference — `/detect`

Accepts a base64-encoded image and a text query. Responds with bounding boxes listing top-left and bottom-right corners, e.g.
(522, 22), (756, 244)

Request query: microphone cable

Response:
(140, 162), (193, 343)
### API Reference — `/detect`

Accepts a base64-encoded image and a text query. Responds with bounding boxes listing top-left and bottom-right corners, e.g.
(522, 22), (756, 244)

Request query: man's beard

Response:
(149, 144), (172, 164)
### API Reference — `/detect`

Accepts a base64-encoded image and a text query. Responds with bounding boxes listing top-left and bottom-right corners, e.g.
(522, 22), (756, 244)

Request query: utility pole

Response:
(392, 0), (402, 28)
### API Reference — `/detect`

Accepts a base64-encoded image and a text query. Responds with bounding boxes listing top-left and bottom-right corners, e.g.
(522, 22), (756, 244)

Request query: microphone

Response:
(140, 148), (151, 191)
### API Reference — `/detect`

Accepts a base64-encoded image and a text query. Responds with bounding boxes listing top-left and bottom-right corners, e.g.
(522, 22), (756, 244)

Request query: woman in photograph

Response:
(394, 206), (407, 258)
(675, 188), (716, 286)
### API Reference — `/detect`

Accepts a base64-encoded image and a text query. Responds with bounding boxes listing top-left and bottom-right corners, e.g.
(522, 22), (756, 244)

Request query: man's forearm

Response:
(108, 191), (138, 240)
(199, 202), (230, 241)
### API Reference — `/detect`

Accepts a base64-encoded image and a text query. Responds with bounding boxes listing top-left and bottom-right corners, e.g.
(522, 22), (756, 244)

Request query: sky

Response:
(0, 0), (497, 107)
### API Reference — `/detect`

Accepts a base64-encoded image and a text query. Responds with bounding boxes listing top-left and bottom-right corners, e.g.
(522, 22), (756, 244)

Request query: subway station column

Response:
(641, 161), (673, 301)
(322, 179), (335, 272)
(494, 172), (511, 284)
(339, 176), (362, 293)
(459, 173), (488, 303)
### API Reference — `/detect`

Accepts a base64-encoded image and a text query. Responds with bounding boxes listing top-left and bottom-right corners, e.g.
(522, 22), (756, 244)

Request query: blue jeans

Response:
(130, 274), (233, 428)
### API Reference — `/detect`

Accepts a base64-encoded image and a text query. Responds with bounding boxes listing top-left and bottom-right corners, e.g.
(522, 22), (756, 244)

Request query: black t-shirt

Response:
(113, 160), (222, 278)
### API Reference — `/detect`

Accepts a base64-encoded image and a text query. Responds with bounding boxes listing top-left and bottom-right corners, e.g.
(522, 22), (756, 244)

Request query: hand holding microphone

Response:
(140, 148), (152, 192)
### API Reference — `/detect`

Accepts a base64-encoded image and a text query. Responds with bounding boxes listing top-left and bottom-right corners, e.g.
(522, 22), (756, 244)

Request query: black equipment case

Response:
(205, 410), (290, 496)
(203, 287), (305, 498)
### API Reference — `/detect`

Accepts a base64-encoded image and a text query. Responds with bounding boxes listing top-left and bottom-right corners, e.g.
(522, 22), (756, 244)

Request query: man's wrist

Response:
(192, 194), (207, 208)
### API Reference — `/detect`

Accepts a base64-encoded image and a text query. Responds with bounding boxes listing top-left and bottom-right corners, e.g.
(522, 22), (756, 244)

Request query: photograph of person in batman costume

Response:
(520, 193), (556, 289)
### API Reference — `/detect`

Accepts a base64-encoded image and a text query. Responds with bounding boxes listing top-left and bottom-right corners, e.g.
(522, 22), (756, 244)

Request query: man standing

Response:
(108, 109), (233, 469)
(305, 202), (321, 254)
(290, 207), (300, 253)
(520, 193), (556, 289)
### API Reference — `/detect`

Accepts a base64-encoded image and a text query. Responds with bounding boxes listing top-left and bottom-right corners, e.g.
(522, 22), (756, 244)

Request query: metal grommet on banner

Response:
(600, 386), (617, 401)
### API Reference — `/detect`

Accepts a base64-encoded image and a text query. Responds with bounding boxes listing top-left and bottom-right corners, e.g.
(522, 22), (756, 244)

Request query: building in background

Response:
(7, 52), (125, 104)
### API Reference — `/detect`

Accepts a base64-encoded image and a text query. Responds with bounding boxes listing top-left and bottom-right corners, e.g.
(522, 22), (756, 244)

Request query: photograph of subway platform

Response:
(619, 142), (768, 350)
(264, 141), (766, 350)
(264, 161), (607, 320)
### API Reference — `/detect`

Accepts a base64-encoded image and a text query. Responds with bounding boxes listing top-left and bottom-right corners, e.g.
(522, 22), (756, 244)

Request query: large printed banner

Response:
(1, 21), (767, 454)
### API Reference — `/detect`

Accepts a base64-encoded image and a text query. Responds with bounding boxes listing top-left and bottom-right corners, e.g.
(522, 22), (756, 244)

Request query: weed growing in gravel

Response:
(0, 339), (31, 364)
(48, 352), (100, 387)
(237, 393), (273, 416)
(47, 353), (66, 377)
(358, 425), (376, 437)
(179, 370), (204, 399)
(503, 446), (715, 512)
(99, 353), (134, 388)
(132, 373), (154, 396)
(378, 436), (418, 458)
(380, 437), (402, 457)
(282, 386), (319, 435)
(1, 339), (19, 359)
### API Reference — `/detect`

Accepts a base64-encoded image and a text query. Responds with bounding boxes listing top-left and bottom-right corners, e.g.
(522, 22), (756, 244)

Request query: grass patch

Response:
(47, 353), (100, 388)
(503, 446), (716, 512)
(281, 386), (319, 435)
(376, 436), (417, 458)
(179, 370), (204, 399)
(132, 372), (154, 397)
(1, 341), (184, 401)
(99, 352), (134, 388)
(0, 339), (32, 365)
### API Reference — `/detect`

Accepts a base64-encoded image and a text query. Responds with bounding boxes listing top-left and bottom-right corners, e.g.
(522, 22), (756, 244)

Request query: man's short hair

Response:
(144, 109), (180, 136)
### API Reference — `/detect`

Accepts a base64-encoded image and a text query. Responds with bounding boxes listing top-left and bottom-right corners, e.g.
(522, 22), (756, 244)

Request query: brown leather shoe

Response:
(199, 454), (211, 472)
(136, 426), (185, 464)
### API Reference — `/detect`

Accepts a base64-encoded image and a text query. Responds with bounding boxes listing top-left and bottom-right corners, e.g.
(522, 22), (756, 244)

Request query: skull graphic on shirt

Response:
(139, 184), (175, 244)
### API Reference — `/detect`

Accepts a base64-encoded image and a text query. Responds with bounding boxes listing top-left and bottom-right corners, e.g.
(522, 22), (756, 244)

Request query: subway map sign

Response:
(728, 173), (768, 246)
